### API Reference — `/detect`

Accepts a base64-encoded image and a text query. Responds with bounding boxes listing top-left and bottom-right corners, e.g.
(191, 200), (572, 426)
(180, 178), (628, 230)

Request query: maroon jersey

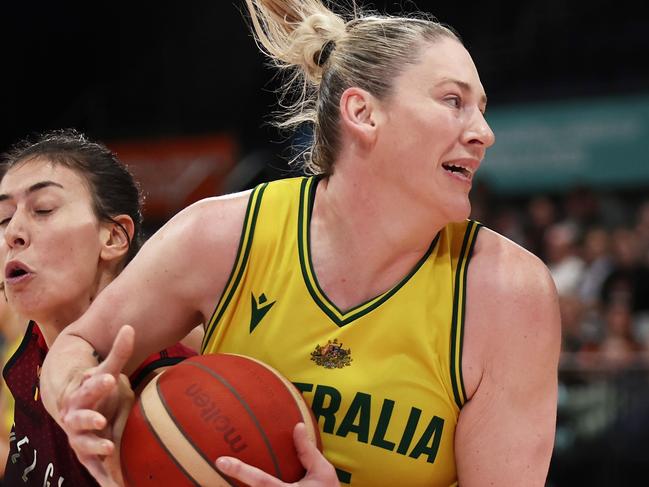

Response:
(2, 321), (195, 486)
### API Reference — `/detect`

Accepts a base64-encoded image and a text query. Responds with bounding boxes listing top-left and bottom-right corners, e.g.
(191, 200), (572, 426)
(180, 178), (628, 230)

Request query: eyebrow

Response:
(0, 180), (65, 202)
(436, 78), (488, 107)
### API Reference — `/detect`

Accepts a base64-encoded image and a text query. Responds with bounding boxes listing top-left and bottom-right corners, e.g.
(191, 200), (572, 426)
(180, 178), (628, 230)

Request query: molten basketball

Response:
(120, 353), (321, 486)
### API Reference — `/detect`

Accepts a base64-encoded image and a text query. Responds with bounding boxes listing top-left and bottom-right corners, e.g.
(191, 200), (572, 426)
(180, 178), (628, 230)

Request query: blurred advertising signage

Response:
(108, 134), (237, 220)
(477, 95), (649, 194)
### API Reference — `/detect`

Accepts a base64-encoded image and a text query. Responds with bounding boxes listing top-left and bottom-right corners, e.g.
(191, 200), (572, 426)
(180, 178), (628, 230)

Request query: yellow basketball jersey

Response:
(202, 176), (481, 487)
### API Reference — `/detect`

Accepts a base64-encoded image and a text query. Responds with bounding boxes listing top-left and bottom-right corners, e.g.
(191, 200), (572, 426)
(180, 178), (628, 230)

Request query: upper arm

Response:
(455, 231), (561, 486)
(61, 192), (250, 374)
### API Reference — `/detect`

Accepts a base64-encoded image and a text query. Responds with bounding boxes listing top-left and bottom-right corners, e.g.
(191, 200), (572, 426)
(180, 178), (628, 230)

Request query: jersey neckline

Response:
(297, 176), (440, 327)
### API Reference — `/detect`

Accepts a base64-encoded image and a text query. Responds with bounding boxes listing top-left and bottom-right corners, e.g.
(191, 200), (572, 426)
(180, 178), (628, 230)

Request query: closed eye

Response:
(35, 209), (53, 215)
(0, 218), (10, 226)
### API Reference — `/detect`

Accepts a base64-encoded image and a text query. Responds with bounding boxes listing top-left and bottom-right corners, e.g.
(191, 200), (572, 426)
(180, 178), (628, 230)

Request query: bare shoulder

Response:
(455, 227), (560, 480)
(470, 226), (557, 299)
(148, 189), (253, 270)
(462, 226), (561, 398)
(138, 189), (254, 319)
(156, 189), (253, 246)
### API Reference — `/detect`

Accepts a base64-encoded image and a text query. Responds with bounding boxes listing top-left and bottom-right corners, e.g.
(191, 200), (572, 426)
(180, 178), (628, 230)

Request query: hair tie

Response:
(315, 40), (336, 67)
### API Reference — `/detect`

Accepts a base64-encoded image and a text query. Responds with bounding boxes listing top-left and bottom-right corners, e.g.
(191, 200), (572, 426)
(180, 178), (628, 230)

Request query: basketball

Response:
(120, 353), (321, 486)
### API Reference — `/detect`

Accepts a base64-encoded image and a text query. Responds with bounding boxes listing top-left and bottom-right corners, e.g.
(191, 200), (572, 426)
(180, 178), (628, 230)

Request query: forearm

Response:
(40, 332), (98, 425)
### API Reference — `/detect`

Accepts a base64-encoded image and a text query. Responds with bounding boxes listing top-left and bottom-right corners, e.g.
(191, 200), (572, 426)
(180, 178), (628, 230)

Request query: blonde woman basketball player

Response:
(41, 1), (560, 486)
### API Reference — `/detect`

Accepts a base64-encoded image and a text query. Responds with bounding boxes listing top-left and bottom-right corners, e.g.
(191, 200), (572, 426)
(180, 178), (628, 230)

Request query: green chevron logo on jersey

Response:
(250, 292), (276, 333)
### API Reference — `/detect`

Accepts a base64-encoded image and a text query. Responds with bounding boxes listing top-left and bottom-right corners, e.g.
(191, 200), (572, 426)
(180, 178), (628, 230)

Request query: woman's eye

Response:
(446, 96), (462, 108)
(0, 217), (10, 226)
(35, 209), (53, 215)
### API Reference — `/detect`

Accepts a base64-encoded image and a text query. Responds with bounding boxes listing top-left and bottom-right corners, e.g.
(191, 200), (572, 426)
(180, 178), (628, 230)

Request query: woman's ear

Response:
(99, 214), (135, 264)
(339, 87), (380, 146)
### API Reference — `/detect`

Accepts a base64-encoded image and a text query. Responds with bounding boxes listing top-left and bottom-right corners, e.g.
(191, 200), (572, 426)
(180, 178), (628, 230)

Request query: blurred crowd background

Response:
(475, 183), (649, 485)
(2, 1), (648, 485)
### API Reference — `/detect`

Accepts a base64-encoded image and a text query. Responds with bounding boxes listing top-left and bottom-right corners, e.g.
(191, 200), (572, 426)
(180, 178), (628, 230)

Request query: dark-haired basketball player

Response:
(0, 130), (195, 486)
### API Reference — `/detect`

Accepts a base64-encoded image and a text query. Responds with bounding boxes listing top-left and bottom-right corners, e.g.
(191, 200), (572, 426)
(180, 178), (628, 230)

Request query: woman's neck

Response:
(0, 306), (27, 343)
(309, 166), (444, 310)
(317, 164), (444, 260)
(34, 269), (117, 348)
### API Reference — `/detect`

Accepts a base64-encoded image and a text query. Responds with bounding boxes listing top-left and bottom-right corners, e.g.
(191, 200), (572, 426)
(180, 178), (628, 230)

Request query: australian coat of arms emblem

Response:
(311, 339), (352, 369)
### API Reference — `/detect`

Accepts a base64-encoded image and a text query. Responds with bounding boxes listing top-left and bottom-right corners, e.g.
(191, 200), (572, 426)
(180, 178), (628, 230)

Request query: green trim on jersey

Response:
(199, 176), (480, 485)
(449, 220), (481, 408)
(201, 183), (268, 353)
(297, 176), (440, 327)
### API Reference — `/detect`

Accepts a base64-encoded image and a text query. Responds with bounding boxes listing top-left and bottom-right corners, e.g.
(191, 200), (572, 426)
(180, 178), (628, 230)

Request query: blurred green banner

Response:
(477, 95), (649, 194)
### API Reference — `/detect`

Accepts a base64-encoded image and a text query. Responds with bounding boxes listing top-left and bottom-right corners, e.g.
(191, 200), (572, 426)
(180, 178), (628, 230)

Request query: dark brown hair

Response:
(1, 128), (143, 266)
